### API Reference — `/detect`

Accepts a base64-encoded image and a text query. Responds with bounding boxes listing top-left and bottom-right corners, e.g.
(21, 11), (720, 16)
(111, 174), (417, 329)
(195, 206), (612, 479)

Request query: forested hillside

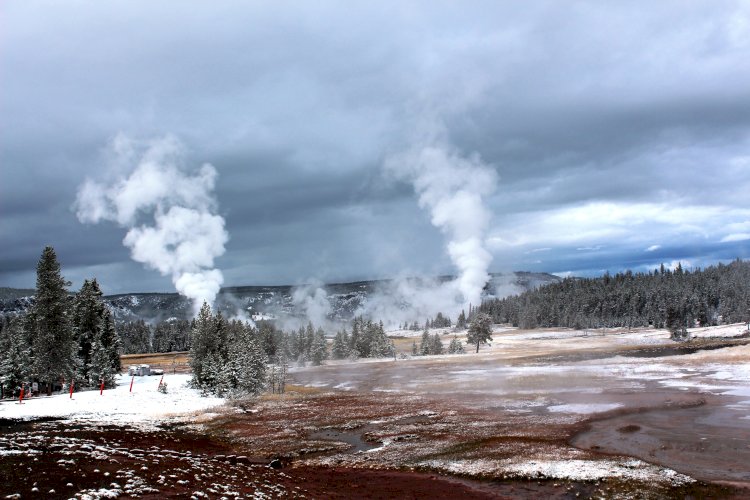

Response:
(481, 259), (750, 330)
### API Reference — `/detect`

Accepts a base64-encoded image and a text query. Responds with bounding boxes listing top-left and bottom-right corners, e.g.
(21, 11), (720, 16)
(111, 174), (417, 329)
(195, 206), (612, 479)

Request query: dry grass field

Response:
(120, 351), (191, 374)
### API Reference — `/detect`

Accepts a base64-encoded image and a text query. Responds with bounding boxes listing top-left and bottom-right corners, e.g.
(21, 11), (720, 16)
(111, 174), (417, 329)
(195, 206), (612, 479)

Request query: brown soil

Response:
(571, 400), (750, 485)
(1, 417), (739, 499)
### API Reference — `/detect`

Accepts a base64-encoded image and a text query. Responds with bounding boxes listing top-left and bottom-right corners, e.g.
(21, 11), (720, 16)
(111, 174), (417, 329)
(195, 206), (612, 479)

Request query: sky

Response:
(2, 1), (750, 294)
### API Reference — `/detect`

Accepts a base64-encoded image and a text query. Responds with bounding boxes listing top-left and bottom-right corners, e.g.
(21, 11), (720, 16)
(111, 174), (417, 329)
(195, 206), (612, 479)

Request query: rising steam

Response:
(74, 135), (228, 314)
(385, 143), (497, 311)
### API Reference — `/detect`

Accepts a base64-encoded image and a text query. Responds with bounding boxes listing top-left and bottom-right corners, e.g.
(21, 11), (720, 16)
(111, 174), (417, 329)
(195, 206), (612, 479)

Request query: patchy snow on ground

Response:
(0, 374), (224, 425)
(499, 458), (694, 484)
(689, 323), (750, 339)
(420, 457), (694, 485)
(547, 403), (623, 414)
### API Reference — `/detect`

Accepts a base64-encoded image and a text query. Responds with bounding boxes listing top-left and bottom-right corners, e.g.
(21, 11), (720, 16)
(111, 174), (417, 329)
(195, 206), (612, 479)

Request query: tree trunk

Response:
(475, 342), (479, 353)
(46, 382), (51, 396)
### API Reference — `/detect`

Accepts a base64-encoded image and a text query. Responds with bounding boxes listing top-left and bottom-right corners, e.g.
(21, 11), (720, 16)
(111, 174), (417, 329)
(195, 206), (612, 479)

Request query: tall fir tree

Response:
(0, 318), (31, 395)
(331, 329), (349, 359)
(72, 279), (104, 385)
(310, 327), (328, 366)
(100, 308), (122, 374)
(189, 302), (215, 389)
(29, 246), (75, 395)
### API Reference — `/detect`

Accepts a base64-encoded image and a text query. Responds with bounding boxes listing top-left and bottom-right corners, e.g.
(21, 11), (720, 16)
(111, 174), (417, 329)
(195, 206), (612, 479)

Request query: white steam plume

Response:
(385, 143), (497, 310)
(290, 281), (333, 330)
(74, 134), (229, 314)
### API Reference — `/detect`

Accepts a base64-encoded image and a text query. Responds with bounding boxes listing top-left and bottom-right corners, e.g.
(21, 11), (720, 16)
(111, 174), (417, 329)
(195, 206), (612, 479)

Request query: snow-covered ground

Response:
(0, 373), (224, 426)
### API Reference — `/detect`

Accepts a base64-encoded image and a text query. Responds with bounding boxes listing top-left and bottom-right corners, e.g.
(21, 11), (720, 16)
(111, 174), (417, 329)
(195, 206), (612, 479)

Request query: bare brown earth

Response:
(0, 413), (734, 500)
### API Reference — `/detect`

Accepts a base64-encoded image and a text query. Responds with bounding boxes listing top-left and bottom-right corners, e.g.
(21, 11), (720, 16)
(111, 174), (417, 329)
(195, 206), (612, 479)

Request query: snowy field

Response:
(0, 373), (224, 426)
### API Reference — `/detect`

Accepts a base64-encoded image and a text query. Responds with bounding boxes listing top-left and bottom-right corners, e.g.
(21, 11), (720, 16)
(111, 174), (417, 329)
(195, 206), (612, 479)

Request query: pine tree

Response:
(89, 335), (116, 389)
(72, 279), (103, 384)
(0, 318), (31, 395)
(419, 327), (430, 355)
(224, 321), (267, 396)
(467, 313), (493, 353)
(71, 278), (120, 387)
(100, 309), (122, 374)
(429, 333), (444, 355)
(367, 321), (392, 358)
(120, 320), (151, 354)
(189, 302), (215, 389)
(331, 329), (349, 359)
(456, 310), (467, 329)
(349, 319), (361, 358)
(448, 336), (465, 354)
(189, 305), (267, 397)
(310, 327), (328, 366)
(30, 246), (75, 395)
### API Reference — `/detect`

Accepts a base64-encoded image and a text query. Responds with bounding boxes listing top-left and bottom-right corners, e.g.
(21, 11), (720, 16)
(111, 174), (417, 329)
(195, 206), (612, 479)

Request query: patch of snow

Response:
(0, 374), (224, 426)
(547, 403), (623, 414)
(500, 458), (694, 484)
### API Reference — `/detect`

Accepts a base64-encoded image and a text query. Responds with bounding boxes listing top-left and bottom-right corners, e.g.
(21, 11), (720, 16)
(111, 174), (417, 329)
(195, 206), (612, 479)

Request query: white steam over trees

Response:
(75, 135), (228, 314)
(385, 143), (497, 316)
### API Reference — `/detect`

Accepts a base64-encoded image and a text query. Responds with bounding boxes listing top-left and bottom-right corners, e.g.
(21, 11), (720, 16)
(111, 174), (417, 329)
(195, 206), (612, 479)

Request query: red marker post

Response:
(129, 375), (135, 393)
(69, 380), (75, 399)
(157, 375), (164, 390)
(19, 386), (25, 405)
(100, 380), (105, 395)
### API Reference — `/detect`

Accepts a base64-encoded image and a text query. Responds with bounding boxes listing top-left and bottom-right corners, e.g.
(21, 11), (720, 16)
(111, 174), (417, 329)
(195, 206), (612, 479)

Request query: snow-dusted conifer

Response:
(429, 333), (444, 355)
(30, 246), (75, 395)
(467, 313), (493, 353)
(72, 279), (104, 385)
(456, 310), (467, 329)
(349, 320), (361, 358)
(89, 335), (116, 388)
(331, 329), (349, 359)
(0, 318), (31, 394)
(189, 302), (215, 389)
(419, 327), (430, 355)
(448, 336), (465, 354)
(101, 308), (122, 374)
(310, 327), (328, 366)
(223, 321), (267, 396)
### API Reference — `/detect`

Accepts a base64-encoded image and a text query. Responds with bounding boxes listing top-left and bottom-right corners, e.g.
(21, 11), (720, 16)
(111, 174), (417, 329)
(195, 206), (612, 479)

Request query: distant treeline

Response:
(118, 319), (192, 354)
(118, 315), (396, 363)
(480, 259), (750, 330)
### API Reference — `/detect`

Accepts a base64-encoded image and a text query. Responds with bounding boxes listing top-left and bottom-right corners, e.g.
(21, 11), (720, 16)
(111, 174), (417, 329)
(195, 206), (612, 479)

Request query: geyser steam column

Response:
(75, 135), (229, 314)
(386, 144), (497, 309)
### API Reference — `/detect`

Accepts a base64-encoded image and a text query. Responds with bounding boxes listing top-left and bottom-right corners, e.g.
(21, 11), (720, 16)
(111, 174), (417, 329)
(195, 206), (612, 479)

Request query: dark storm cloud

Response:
(2, 1), (750, 292)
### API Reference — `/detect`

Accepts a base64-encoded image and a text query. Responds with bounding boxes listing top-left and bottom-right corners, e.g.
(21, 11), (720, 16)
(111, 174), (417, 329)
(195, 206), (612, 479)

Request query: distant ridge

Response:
(0, 271), (562, 323)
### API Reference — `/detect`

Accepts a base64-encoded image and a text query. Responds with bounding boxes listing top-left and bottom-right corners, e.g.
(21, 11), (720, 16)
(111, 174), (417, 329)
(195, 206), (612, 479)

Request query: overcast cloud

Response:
(2, 1), (750, 294)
